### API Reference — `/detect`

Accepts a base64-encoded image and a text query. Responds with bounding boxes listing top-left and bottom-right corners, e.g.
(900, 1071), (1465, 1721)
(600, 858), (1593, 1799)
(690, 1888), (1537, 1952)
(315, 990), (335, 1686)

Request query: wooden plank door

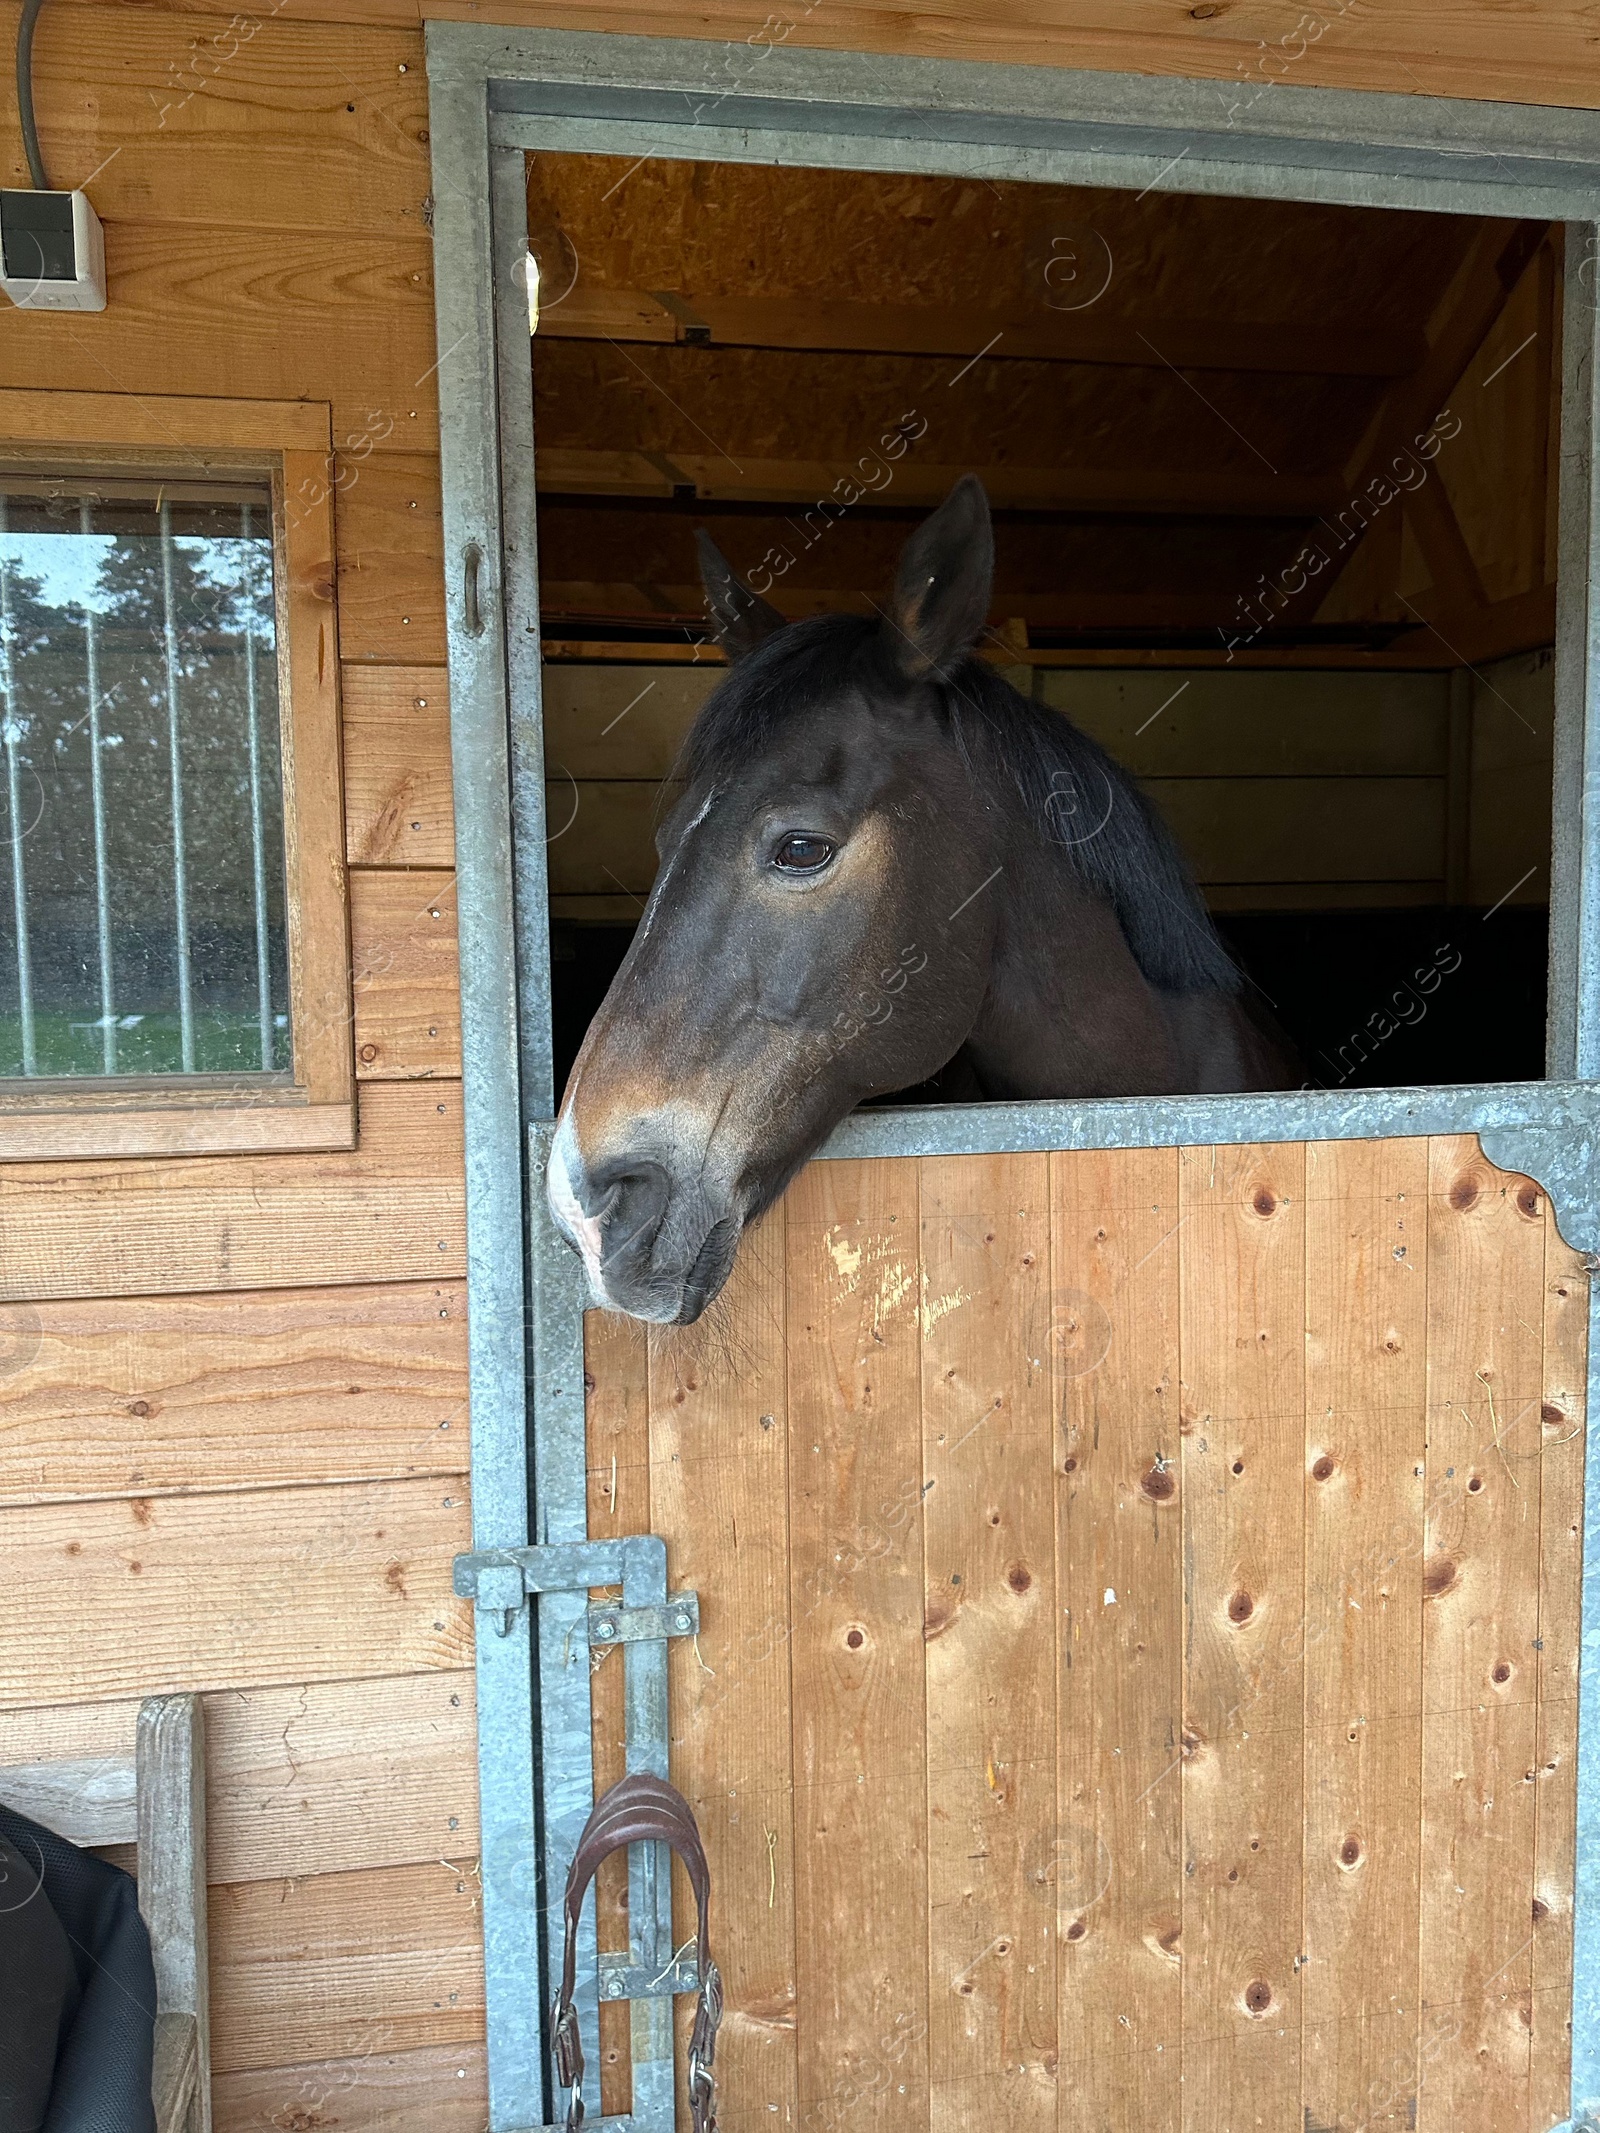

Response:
(584, 1135), (1586, 2132)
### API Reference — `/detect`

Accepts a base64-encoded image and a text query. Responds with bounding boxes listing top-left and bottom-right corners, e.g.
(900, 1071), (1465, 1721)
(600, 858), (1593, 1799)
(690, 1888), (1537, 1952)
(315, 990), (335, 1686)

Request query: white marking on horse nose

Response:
(636, 783), (719, 946)
(548, 1112), (607, 1290)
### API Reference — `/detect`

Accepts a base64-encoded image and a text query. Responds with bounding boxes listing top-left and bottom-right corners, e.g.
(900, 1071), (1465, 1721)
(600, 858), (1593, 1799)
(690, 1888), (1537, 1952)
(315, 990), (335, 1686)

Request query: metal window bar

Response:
(157, 499), (196, 1073)
(239, 503), (274, 1073)
(0, 494), (36, 1076)
(79, 499), (117, 1075)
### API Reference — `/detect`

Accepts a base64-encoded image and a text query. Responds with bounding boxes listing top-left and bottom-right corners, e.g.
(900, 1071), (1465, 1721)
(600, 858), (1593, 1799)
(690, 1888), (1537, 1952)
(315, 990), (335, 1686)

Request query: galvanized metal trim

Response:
(1576, 1285), (1600, 2125)
(491, 143), (558, 1122)
(527, 1135), (600, 2126)
(1554, 227), (1600, 1080)
(425, 23), (1600, 220)
(811, 1081), (1600, 1247)
(427, 62), (545, 2133)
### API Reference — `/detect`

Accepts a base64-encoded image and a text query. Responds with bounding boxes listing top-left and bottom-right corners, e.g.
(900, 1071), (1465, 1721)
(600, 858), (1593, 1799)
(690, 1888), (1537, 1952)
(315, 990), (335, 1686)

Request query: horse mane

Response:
(676, 613), (1241, 997)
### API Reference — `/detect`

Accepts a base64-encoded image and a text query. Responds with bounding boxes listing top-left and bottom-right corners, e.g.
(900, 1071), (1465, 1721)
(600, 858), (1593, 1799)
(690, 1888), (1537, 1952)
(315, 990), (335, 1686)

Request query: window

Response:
(0, 393), (351, 1157)
(1, 476), (288, 1078)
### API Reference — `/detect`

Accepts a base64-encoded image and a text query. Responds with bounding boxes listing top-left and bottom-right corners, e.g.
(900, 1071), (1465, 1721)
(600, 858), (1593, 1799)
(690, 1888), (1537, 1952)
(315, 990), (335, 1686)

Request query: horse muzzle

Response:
(547, 1113), (743, 1324)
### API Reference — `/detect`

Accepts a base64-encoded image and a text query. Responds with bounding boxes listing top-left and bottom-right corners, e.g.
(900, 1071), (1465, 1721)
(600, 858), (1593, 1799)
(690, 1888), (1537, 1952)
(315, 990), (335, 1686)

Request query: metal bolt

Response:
(674, 1611), (693, 1632)
(594, 1618), (616, 1640)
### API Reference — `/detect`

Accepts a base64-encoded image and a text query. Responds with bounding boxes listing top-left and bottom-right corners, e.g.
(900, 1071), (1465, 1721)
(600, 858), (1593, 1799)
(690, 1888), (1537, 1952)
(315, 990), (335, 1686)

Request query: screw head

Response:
(594, 1618), (616, 1640)
(675, 1610), (693, 1632)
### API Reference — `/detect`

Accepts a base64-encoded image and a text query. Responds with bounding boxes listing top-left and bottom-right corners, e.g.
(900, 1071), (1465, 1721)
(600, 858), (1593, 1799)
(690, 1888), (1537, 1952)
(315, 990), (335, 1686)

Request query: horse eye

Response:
(772, 833), (836, 874)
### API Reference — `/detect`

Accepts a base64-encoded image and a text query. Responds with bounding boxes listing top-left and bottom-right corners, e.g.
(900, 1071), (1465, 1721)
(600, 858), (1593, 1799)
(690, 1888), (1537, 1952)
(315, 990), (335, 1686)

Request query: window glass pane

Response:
(0, 476), (290, 1079)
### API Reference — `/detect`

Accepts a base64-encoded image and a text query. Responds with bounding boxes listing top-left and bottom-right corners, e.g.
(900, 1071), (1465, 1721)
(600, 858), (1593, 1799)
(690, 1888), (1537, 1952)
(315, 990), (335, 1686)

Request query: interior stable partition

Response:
(424, 28), (1600, 2130)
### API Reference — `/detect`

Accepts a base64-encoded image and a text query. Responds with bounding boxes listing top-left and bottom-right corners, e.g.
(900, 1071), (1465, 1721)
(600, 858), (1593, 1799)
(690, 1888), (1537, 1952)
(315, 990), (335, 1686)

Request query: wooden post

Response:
(137, 1694), (210, 2133)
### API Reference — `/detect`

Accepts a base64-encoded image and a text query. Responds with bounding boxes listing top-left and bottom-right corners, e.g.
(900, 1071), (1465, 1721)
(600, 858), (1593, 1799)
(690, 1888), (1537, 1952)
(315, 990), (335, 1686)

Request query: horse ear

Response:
(883, 474), (994, 681)
(696, 530), (786, 662)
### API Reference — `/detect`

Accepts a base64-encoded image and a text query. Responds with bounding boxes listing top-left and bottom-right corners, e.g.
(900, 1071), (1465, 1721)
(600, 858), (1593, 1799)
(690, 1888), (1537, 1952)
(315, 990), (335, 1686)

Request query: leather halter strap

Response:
(552, 1773), (722, 2133)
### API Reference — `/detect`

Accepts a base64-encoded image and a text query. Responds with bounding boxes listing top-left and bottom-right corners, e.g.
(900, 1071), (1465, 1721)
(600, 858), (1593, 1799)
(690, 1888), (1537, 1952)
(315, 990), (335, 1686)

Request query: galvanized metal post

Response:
(1557, 220), (1600, 2133)
(1552, 223), (1600, 1083)
(427, 53), (546, 2132)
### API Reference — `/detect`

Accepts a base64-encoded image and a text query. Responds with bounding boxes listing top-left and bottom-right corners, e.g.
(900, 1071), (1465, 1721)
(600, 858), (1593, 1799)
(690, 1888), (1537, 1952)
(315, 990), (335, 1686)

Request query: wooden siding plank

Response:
(1035, 668), (1451, 777)
(649, 1207), (799, 2127)
(549, 881), (1458, 928)
(543, 662), (720, 780)
(919, 1154), (1055, 2130)
(1300, 1139), (1429, 2132)
(0, 386), (330, 453)
(585, 1304), (651, 2120)
(342, 665), (455, 866)
(339, 456), (448, 665)
(210, 1859), (482, 2074)
(214, 2041), (486, 2133)
(27, 0), (1600, 110)
(0, 1280), (465, 1504)
(2, 1672), (476, 1883)
(1051, 1148), (1183, 2132)
(0, 1083), (465, 1302)
(1, 1477), (472, 1708)
(350, 869), (461, 1080)
(5, 8), (431, 241)
(1178, 1143), (1307, 2133)
(785, 1158), (929, 2132)
(1419, 1137), (1545, 2133)
(0, 224), (438, 450)
(542, 778), (1448, 900)
(336, 452), (446, 663)
(1530, 1227), (1588, 2127)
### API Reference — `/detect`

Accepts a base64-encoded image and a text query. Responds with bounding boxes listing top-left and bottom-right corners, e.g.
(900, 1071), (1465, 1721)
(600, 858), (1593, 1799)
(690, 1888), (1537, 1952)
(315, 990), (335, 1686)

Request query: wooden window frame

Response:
(0, 389), (353, 1158)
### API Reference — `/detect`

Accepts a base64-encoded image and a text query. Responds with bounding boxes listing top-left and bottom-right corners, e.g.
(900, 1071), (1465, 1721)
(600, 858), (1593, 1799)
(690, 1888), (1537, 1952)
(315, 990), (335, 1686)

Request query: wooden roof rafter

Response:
(535, 287), (1426, 379)
(534, 448), (1348, 519)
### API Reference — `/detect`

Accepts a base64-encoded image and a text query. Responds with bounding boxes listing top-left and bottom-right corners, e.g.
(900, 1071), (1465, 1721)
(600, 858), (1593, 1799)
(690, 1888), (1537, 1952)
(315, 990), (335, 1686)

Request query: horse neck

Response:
(959, 843), (1191, 1099)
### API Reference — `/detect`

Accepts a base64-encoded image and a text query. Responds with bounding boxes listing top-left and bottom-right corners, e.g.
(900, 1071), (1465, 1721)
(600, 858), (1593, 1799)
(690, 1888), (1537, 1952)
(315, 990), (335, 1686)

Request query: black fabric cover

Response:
(0, 1805), (156, 2133)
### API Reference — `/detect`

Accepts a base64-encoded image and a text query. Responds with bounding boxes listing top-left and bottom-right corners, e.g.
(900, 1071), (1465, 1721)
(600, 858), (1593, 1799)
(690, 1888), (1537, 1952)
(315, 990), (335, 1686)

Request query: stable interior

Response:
(527, 156), (1559, 1097)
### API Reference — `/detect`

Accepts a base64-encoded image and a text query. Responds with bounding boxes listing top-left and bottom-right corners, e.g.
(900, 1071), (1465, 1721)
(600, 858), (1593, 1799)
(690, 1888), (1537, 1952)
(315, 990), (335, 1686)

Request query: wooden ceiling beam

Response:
(535, 288), (1424, 379)
(535, 449), (1340, 520)
(539, 582), (1335, 632)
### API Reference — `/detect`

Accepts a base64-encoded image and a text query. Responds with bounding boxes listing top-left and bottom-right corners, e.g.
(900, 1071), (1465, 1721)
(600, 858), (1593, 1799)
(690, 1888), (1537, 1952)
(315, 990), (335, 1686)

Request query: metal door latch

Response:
(454, 1535), (699, 1646)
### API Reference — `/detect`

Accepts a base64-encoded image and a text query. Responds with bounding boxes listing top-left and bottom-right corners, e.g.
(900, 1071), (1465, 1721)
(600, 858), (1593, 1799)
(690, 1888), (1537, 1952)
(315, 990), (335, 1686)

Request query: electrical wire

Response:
(16, 0), (50, 191)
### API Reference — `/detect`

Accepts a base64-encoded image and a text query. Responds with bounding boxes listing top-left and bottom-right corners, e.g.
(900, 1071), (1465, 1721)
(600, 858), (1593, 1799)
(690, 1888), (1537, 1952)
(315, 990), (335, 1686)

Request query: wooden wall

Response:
(542, 654), (1554, 921)
(589, 1139), (1587, 2133)
(0, 4), (481, 2124)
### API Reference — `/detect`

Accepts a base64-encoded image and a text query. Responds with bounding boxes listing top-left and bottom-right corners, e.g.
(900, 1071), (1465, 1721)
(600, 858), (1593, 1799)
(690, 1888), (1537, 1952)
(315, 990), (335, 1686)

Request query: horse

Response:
(547, 475), (1295, 1323)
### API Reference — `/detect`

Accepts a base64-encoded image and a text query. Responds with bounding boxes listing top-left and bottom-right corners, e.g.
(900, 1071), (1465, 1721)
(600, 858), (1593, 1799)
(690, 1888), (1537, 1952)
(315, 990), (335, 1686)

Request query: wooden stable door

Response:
(584, 1138), (1584, 2133)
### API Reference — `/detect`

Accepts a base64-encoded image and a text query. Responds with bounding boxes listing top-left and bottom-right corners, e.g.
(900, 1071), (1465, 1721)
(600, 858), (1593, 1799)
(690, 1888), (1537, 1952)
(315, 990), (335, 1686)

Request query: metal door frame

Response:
(425, 28), (1600, 2127)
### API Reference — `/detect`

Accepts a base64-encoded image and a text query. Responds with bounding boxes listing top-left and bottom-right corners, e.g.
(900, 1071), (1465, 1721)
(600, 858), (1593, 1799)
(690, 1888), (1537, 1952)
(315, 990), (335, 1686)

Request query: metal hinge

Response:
(453, 1535), (699, 1644)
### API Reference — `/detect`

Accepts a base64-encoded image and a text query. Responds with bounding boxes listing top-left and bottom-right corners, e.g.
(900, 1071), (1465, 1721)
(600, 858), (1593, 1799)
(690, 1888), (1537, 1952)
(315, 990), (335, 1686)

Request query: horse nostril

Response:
(590, 1161), (671, 1263)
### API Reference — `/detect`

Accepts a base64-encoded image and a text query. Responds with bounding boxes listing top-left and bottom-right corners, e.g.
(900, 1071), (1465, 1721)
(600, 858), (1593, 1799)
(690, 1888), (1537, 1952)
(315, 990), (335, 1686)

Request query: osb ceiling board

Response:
(525, 155), (1476, 329)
